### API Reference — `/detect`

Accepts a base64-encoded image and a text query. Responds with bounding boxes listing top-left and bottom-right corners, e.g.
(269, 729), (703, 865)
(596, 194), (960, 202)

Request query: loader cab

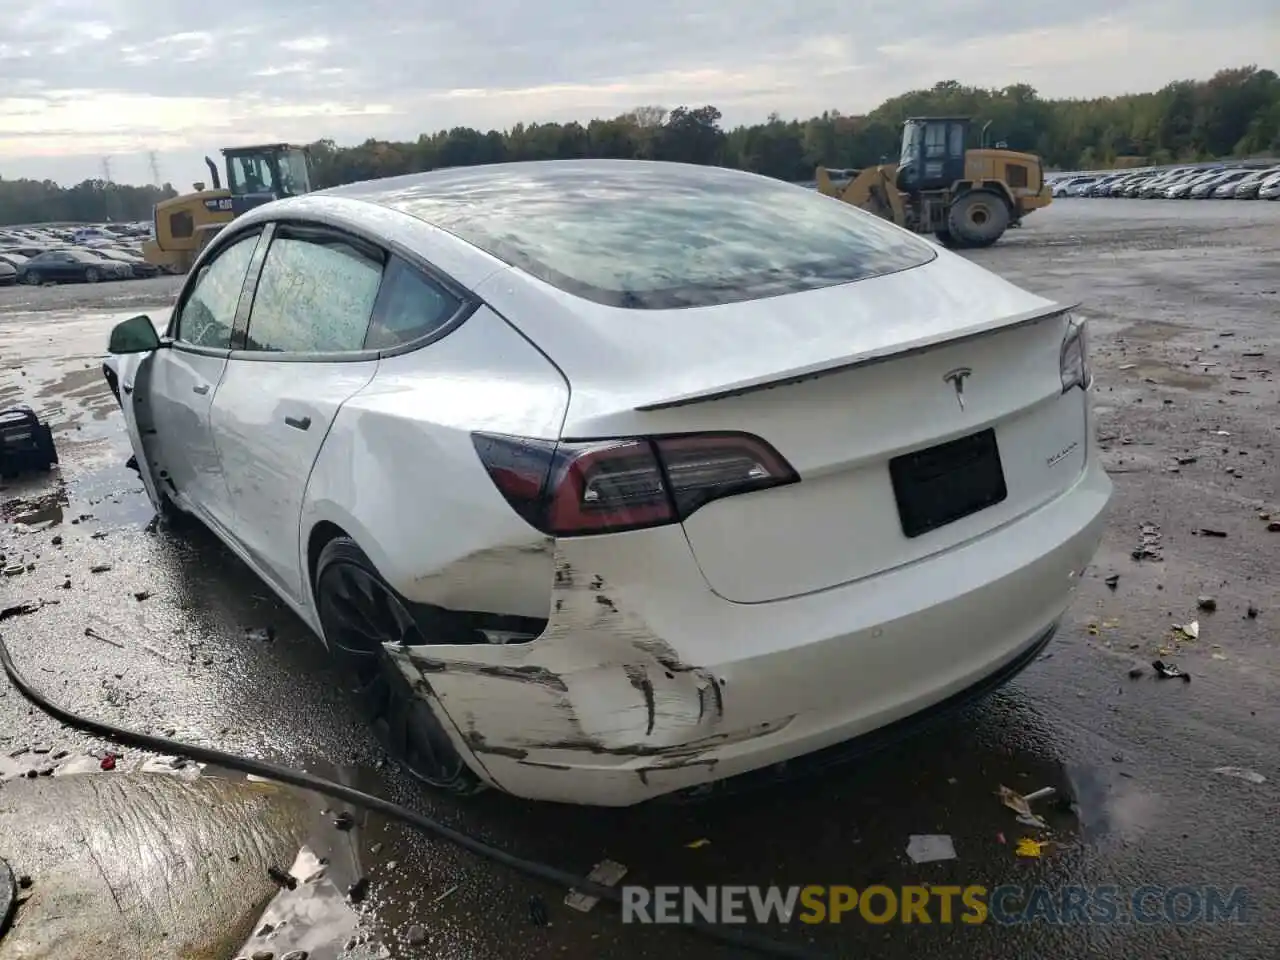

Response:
(897, 117), (970, 192)
(222, 144), (313, 215)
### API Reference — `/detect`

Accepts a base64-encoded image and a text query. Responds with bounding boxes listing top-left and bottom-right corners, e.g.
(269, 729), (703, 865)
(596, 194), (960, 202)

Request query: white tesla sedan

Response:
(104, 160), (1111, 806)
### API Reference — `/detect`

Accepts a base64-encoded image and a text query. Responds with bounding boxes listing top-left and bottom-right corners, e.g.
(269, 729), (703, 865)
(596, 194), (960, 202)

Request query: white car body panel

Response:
(474, 250), (1056, 426)
(298, 305), (569, 623)
(103, 161), (1112, 805)
(211, 357), (379, 603)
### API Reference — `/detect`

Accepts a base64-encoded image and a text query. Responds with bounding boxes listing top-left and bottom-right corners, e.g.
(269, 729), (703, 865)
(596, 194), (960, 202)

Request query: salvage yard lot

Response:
(1, 198), (1278, 959)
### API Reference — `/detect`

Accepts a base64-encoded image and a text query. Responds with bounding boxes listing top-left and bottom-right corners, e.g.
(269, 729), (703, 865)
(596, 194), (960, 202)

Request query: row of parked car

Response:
(0, 221), (158, 287)
(1050, 163), (1280, 201)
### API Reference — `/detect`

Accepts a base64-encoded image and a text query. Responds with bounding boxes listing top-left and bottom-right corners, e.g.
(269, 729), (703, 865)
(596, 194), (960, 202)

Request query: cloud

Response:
(0, 0), (1275, 183)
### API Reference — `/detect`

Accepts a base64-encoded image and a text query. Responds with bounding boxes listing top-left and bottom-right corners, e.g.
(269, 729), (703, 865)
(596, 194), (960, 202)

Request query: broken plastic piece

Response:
(1212, 766), (1265, 785)
(1015, 838), (1048, 858)
(906, 834), (956, 863)
(565, 859), (629, 913)
(1152, 659), (1191, 682)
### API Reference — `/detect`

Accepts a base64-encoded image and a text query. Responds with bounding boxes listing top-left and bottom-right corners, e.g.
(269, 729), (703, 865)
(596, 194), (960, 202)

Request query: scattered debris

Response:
(1268, 522), (1280, 533)
(432, 883), (460, 905)
(565, 859), (629, 913)
(89, 563), (112, 574)
(406, 924), (428, 946)
(0, 602), (40, 621)
(347, 876), (369, 904)
(267, 866), (298, 890)
(1128, 666), (1145, 679)
(1174, 621), (1200, 641)
(529, 894), (550, 926)
(1247, 605), (1259, 619)
(1104, 574), (1120, 590)
(99, 753), (117, 771)
(1175, 456), (1198, 465)
(1197, 596), (1217, 612)
(332, 811), (355, 832)
(1015, 838), (1048, 858)
(1212, 767), (1266, 785)
(1152, 659), (1191, 682)
(245, 626), (276, 643)
(133, 591), (152, 602)
(1198, 528), (1228, 538)
(685, 838), (711, 849)
(1132, 524), (1164, 560)
(905, 834), (956, 863)
(997, 785), (1050, 829)
(84, 626), (125, 649)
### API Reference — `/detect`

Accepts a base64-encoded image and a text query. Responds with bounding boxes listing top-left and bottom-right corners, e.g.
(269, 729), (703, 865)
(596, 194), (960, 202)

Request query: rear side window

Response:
(395, 164), (936, 309)
(244, 232), (384, 353)
(175, 232), (259, 349)
(364, 257), (462, 350)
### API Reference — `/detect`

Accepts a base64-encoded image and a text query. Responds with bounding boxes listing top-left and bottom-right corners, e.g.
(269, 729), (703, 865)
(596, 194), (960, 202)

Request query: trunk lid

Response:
(479, 252), (1090, 602)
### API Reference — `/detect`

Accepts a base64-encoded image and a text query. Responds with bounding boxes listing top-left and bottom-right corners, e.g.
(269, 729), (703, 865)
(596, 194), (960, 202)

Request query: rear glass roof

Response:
(330, 161), (936, 309)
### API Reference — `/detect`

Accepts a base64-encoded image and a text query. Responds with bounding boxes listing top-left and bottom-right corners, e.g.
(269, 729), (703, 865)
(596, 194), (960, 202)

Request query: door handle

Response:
(284, 415), (312, 431)
(192, 384), (210, 395)
(122, 384), (133, 395)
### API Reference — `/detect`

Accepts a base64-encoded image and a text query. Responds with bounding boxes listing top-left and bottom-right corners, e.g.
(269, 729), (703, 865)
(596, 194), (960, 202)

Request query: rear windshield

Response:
(377, 163), (937, 309)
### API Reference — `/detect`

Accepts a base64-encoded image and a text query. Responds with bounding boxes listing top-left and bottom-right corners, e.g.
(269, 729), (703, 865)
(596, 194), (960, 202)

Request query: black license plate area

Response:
(890, 428), (1007, 538)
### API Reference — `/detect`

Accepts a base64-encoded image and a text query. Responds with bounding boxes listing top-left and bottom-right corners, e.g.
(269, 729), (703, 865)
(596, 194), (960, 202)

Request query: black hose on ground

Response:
(0, 629), (829, 960)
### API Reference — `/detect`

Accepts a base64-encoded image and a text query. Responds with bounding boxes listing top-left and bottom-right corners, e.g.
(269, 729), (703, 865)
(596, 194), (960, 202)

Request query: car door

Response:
(26, 252), (56, 280)
(208, 222), (385, 603)
(144, 229), (263, 524)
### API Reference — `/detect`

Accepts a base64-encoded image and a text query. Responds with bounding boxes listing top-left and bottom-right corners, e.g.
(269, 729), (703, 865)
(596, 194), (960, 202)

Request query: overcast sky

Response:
(1, 0), (1276, 186)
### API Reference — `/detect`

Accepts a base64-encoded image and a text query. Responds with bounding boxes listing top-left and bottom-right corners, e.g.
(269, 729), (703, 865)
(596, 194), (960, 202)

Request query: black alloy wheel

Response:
(314, 536), (481, 794)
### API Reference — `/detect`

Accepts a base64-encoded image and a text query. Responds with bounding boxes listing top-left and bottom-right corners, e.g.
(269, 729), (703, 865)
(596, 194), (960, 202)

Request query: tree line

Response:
(2, 65), (1276, 226)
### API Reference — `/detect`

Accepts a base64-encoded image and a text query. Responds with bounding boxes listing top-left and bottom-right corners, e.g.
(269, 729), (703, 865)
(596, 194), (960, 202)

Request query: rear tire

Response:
(84, 267), (100, 283)
(314, 536), (482, 795)
(947, 190), (1010, 248)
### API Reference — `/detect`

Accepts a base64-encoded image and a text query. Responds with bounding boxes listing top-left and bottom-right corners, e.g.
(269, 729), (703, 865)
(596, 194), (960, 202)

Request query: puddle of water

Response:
(1065, 761), (1165, 840)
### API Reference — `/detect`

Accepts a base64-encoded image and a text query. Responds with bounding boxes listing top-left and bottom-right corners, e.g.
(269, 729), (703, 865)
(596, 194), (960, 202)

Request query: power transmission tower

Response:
(147, 150), (162, 187)
(100, 156), (114, 222)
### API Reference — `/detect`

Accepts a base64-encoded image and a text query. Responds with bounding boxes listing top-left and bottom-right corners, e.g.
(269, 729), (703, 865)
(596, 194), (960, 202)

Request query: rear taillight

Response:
(472, 431), (799, 537)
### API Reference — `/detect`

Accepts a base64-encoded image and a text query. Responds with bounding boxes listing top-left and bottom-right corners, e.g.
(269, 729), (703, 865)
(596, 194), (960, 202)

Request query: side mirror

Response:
(108, 315), (162, 354)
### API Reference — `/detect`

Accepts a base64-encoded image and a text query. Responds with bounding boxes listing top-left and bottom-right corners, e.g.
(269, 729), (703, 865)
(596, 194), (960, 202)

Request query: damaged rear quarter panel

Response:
(299, 305), (570, 622)
(389, 529), (795, 794)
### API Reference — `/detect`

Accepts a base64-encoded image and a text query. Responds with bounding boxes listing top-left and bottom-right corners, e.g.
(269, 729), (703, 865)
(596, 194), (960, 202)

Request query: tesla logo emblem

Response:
(943, 367), (972, 410)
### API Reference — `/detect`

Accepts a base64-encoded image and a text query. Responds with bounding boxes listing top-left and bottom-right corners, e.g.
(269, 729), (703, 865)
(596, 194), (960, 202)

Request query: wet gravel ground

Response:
(2, 198), (1279, 959)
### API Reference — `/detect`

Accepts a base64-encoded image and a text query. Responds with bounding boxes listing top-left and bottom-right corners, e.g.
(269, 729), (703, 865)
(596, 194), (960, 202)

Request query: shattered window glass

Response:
(244, 236), (383, 353)
(379, 162), (936, 310)
(176, 233), (258, 349)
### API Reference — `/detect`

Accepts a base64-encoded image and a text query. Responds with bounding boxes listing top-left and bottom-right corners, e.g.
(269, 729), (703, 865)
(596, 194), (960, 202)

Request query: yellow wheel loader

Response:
(815, 116), (1052, 248)
(142, 144), (313, 274)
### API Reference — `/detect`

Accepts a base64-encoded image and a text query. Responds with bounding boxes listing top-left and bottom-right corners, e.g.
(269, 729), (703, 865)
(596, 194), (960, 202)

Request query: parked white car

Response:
(103, 161), (1111, 806)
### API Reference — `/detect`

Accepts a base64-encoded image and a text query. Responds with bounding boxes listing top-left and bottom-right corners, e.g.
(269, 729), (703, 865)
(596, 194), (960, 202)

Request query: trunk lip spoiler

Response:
(634, 302), (1078, 411)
